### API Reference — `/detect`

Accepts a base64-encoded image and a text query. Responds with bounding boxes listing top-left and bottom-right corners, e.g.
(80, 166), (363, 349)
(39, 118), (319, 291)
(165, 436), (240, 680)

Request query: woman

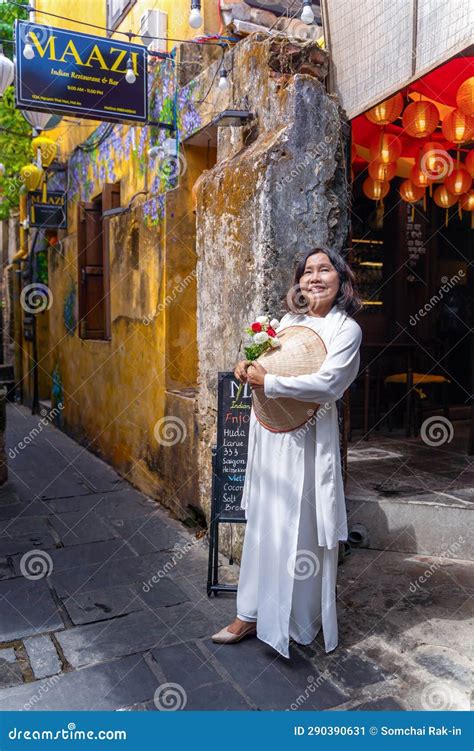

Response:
(211, 248), (363, 659)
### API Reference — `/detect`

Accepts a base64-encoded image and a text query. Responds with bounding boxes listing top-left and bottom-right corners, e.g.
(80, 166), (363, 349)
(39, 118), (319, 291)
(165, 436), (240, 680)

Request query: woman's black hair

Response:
(283, 247), (363, 317)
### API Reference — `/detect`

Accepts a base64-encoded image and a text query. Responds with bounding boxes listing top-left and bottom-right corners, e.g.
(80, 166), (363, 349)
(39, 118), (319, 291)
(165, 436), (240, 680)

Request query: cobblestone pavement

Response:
(0, 404), (471, 711)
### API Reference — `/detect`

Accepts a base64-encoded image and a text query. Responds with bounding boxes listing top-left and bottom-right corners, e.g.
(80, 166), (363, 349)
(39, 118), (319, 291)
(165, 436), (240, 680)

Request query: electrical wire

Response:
(7, 0), (233, 48)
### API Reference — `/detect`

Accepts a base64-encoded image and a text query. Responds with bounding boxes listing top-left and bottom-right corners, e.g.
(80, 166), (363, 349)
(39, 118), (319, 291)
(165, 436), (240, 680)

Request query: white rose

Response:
(270, 318), (279, 328)
(256, 315), (269, 324)
(254, 331), (269, 344)
(269, 337), (280, 347)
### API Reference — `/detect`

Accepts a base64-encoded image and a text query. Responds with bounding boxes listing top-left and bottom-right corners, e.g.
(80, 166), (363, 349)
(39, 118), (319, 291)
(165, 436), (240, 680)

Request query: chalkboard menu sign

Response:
(207, 371), (252, 595)
(215, 371), (252, 520)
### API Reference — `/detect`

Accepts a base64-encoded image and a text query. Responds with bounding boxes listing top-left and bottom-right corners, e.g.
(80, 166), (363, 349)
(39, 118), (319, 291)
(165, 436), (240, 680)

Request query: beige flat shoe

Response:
(211, 622), (257, 644)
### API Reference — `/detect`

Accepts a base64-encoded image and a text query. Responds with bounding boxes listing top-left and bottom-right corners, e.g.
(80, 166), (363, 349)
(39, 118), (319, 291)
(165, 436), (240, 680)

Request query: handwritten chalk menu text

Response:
(214, 371), (252, 520)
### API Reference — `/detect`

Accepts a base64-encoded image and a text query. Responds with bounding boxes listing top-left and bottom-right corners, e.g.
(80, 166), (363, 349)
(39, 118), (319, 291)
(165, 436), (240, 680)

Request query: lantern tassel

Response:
(445, 208), (449, 228)
(458, 202), (462, 221)
(42, 174), (47, 203)
(423, 193), (426, 212)
(411, 205), (415, 223)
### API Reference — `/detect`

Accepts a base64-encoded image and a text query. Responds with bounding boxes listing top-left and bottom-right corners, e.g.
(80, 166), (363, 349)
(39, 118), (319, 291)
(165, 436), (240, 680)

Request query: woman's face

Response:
(299, 252), (340, 311)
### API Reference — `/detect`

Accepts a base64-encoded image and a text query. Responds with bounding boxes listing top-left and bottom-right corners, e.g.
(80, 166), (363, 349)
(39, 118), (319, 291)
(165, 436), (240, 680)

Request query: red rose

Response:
(267, 328), (276, 337)
(251, 322), (262, 332)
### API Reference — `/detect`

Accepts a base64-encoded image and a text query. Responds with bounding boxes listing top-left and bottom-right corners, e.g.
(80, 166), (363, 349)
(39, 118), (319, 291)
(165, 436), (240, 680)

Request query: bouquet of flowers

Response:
(243, 315), (281, 359)
(234, 315), (281, 402)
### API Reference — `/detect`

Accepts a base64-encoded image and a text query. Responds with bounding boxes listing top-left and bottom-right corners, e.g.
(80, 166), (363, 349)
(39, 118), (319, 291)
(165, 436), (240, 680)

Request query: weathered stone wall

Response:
(194, 35), (350, 558)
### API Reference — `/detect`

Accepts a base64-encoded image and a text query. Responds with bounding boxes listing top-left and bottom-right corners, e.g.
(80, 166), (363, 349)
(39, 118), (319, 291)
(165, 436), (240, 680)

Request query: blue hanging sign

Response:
(15, 20), (148, 123)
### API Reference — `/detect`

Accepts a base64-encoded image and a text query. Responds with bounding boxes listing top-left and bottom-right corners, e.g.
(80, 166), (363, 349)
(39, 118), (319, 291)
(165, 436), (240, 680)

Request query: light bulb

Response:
(301, 2), (314, 24)
(125, 59), (136, 84)
(218, 69), (229, 91)
(23, 40), (34, 60)
(189, 8), (203, 29)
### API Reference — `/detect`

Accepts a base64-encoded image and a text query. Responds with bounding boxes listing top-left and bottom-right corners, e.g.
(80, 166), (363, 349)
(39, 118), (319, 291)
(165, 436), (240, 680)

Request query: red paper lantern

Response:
(444, 167), (472, 196)
(402, 100), (439, 138)
(368, 161), (397, 181)
(456, 77), (474, 118)
(365, 93), (404, 126)
(433, 185), (458, 208)
(369, 132), (402, 164)
(458, 189), (474, 227)
(410, 164), (432, 189)
(464, 150), (474, 178)
(399, 180), (425, 203)
(434, 185), (458, 226)
(362, 177), (390, 201)
(441, 109), (473, 144)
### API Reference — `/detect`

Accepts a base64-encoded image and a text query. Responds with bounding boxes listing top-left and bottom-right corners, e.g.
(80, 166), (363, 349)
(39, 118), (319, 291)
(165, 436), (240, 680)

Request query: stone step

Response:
(345, 491), (473, 561)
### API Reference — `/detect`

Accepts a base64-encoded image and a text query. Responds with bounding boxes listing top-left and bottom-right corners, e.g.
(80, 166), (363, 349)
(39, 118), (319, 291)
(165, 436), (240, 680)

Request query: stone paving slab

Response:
(0, 654), (158, 711)
(46, 489), (159, 519)
(62, 578), (190, 626)
(0, 647), (23, 688)
(55, 602), (218, 668)
(48, 510), (119, 546)
(206, 636), (348, 711)
(10, 539), (135, 577)
(24, 634), (61, 679)
(49, 550), (173, 597)
(0, 530), (56, 557)
(0, 577), (64, 641)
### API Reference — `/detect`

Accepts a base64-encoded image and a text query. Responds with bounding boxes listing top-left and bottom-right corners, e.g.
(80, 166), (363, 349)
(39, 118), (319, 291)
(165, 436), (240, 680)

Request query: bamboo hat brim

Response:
(251, 325), (327, 433)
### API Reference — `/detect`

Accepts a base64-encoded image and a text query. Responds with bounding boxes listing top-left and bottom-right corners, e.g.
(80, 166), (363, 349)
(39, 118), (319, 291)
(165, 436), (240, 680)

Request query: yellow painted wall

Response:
(19, 0), (226, 513)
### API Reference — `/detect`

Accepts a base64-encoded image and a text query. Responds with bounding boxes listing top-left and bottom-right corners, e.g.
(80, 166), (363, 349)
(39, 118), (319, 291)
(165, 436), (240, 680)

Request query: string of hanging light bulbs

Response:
(2, 1), (317, 97)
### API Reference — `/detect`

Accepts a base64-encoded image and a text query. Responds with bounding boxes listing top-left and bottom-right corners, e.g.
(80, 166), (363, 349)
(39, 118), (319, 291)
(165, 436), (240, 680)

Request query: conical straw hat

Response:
(251, 325), (327, 433)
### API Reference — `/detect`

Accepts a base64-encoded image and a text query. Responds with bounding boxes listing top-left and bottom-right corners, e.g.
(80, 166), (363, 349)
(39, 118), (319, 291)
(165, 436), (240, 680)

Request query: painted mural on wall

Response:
(63, 280), (77, 335)
(51, 362), (64, 423)
(68, 57), (203, 229)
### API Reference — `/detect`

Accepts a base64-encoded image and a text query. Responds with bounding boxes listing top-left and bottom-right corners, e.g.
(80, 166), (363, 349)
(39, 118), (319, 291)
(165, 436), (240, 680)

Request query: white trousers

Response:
(236, 420), (339, 657)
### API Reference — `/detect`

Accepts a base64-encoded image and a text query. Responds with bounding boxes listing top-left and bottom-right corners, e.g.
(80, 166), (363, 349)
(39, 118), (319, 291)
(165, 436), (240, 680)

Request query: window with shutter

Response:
(106, 0), (137, 31)
(77, 182), (120, 340)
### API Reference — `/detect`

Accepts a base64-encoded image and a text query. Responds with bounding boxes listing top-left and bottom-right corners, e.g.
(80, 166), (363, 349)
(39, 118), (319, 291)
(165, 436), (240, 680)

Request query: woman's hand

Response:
(246, 361), (267, 389)
(234, 359), (252, 384)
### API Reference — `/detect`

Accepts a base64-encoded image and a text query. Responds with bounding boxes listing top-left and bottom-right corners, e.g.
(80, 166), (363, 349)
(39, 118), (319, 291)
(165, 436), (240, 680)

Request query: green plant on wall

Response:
(0, 1), (33, 220)
(36, 250), (48, 285)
